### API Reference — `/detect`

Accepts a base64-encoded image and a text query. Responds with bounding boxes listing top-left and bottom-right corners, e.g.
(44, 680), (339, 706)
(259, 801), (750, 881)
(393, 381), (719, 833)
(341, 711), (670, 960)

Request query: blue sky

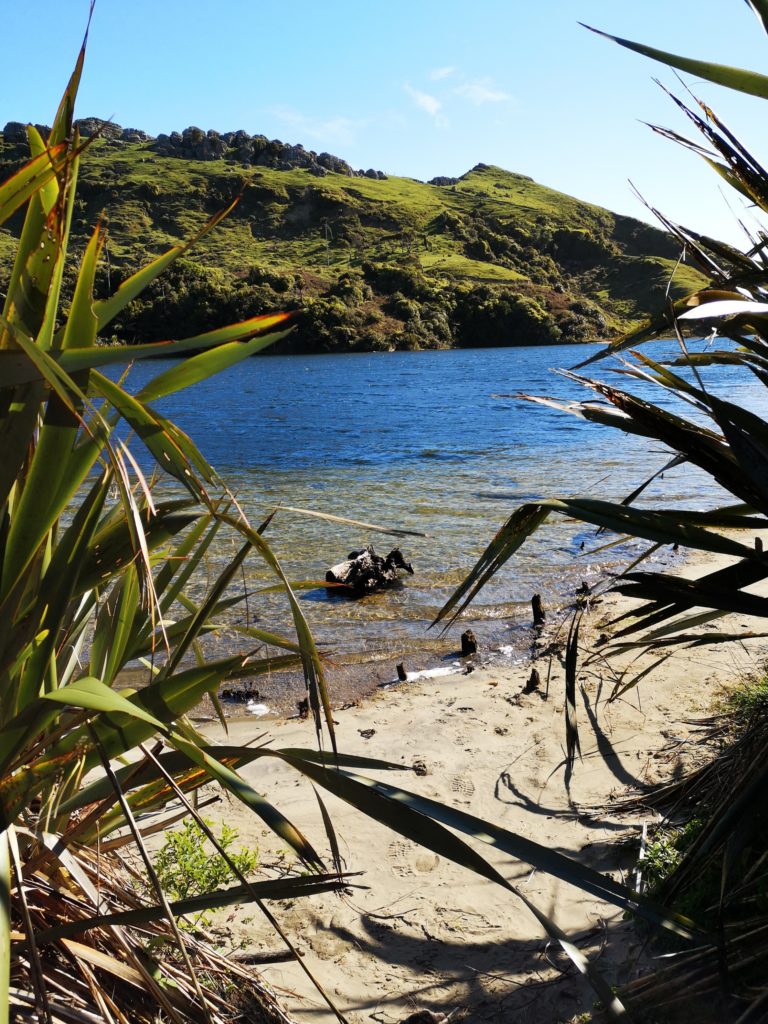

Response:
(4, 1), (768, 245)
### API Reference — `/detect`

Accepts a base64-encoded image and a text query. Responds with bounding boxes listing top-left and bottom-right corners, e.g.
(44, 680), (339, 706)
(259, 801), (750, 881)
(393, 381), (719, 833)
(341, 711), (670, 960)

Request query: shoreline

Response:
(196, 541), (768, 1023)
(208, 542), (686, 723)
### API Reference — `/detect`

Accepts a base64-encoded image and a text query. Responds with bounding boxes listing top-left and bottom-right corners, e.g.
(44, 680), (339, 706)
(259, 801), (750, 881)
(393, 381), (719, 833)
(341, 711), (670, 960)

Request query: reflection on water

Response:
(118, 341), (765, 665)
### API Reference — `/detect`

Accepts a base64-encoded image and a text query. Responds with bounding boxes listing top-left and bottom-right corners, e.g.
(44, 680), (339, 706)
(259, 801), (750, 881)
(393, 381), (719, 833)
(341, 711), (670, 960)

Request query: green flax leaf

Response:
(0, 145), (67, 229)
(42, 676), (165, 732)
(583, 24), (768, 100)
(35, 875), (350, 944)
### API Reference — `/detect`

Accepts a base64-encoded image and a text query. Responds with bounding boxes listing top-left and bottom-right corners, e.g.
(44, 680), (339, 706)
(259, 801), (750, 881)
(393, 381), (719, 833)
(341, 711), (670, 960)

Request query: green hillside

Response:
(0, 121), (709, 352)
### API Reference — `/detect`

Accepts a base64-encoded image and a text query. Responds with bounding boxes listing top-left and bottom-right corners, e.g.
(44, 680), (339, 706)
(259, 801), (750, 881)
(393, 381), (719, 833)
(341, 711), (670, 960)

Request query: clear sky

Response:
(3, 1), (768, 246)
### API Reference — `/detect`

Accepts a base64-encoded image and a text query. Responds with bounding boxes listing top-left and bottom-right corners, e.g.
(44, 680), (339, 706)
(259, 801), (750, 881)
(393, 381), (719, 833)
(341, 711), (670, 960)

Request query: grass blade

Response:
(89, 370), (214, 501)
(613, 571), (768, 618)
(313, 787), (345, 878)
(435, 495), (756, 630)
(14, 471), (109, 710)
(62, 747), (404, 813)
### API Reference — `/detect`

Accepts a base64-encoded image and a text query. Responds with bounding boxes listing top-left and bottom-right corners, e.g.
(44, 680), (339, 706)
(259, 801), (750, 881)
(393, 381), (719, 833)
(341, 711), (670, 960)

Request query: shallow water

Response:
(118, 341), (765, 684)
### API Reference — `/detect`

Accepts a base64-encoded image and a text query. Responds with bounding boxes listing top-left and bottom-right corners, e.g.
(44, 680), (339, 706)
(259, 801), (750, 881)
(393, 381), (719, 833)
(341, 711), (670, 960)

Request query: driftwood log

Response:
(325, 545), (414, 596)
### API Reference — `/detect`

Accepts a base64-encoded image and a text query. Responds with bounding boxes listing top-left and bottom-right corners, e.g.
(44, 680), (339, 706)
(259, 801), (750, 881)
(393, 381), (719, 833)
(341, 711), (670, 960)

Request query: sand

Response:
(197, 553), (768, 1024)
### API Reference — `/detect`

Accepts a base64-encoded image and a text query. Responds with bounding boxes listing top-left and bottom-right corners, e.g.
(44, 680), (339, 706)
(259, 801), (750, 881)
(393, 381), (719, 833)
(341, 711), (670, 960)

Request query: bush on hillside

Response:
(454, 284), (561, 345)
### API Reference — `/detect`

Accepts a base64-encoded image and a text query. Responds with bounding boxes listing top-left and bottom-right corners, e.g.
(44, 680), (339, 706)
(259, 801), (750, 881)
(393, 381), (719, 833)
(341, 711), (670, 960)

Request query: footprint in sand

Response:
(388, 839), (440, 877)
(450, 774), (476, 801)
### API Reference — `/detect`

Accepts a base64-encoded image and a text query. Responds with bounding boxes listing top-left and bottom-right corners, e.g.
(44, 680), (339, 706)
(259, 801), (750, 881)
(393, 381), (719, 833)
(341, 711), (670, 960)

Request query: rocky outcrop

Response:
(152, 127), (386, 178)
(153, 126), (227, 161)
(74, 118), (124, 141)
(2, 122), (29, 144)
(2, 121), (53, 143)
(428, 175), (459, 187)
(2, 118), (152, 145)
(119, 127), (153, 143)
(1, 116), (387, 180)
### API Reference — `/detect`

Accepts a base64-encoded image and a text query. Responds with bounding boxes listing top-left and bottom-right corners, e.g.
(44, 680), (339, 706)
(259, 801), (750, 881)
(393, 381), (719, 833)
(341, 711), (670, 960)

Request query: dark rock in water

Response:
(325, 545), (414, 596)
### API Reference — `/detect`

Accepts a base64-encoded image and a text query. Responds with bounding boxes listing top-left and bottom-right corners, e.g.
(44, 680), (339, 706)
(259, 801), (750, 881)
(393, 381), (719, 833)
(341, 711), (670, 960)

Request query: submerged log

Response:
(325, 545), (414, 596)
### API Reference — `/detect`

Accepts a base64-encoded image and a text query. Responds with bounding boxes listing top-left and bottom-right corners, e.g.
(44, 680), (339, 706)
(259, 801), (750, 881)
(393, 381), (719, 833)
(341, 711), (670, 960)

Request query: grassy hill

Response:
(0, 122), (709, 352)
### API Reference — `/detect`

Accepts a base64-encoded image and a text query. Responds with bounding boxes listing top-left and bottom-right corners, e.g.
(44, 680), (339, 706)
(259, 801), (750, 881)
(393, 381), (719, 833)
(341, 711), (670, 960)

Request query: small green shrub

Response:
(153, 818), (259, 925)
(725, 676), (768, 720)
(641, 819), (718, 924)
(642, 822), (698, 891)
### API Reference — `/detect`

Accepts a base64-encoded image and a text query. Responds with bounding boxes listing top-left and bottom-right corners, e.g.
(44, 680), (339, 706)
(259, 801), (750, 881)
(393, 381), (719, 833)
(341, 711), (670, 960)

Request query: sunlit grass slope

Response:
(0, 132), (709, 351)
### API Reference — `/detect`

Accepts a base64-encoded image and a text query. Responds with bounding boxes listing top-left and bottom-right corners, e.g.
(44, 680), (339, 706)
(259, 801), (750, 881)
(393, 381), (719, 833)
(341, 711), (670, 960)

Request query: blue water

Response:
(115, 341), (765, 668)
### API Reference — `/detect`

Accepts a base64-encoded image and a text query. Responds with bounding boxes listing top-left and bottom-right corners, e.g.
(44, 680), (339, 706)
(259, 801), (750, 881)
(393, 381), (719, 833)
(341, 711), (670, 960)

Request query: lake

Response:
(119, 340), (762, 705)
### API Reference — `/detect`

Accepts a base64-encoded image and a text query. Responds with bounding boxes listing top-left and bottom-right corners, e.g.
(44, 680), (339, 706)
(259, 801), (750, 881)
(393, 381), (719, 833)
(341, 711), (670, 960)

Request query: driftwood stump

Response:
(460, 629), (477, 656)
(531, 593), (546, 626)
(325, 545), (414, 596)
(523, 667), (541, 694)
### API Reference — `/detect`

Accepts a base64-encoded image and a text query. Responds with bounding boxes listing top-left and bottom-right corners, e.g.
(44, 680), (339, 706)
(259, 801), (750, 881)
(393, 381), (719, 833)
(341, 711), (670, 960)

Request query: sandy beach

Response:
(198, 551), (768, 1024)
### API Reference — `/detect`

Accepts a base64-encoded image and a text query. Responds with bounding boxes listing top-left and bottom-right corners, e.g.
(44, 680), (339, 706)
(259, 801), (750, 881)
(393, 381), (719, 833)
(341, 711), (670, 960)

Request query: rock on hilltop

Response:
(1, 117), (387, 179)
